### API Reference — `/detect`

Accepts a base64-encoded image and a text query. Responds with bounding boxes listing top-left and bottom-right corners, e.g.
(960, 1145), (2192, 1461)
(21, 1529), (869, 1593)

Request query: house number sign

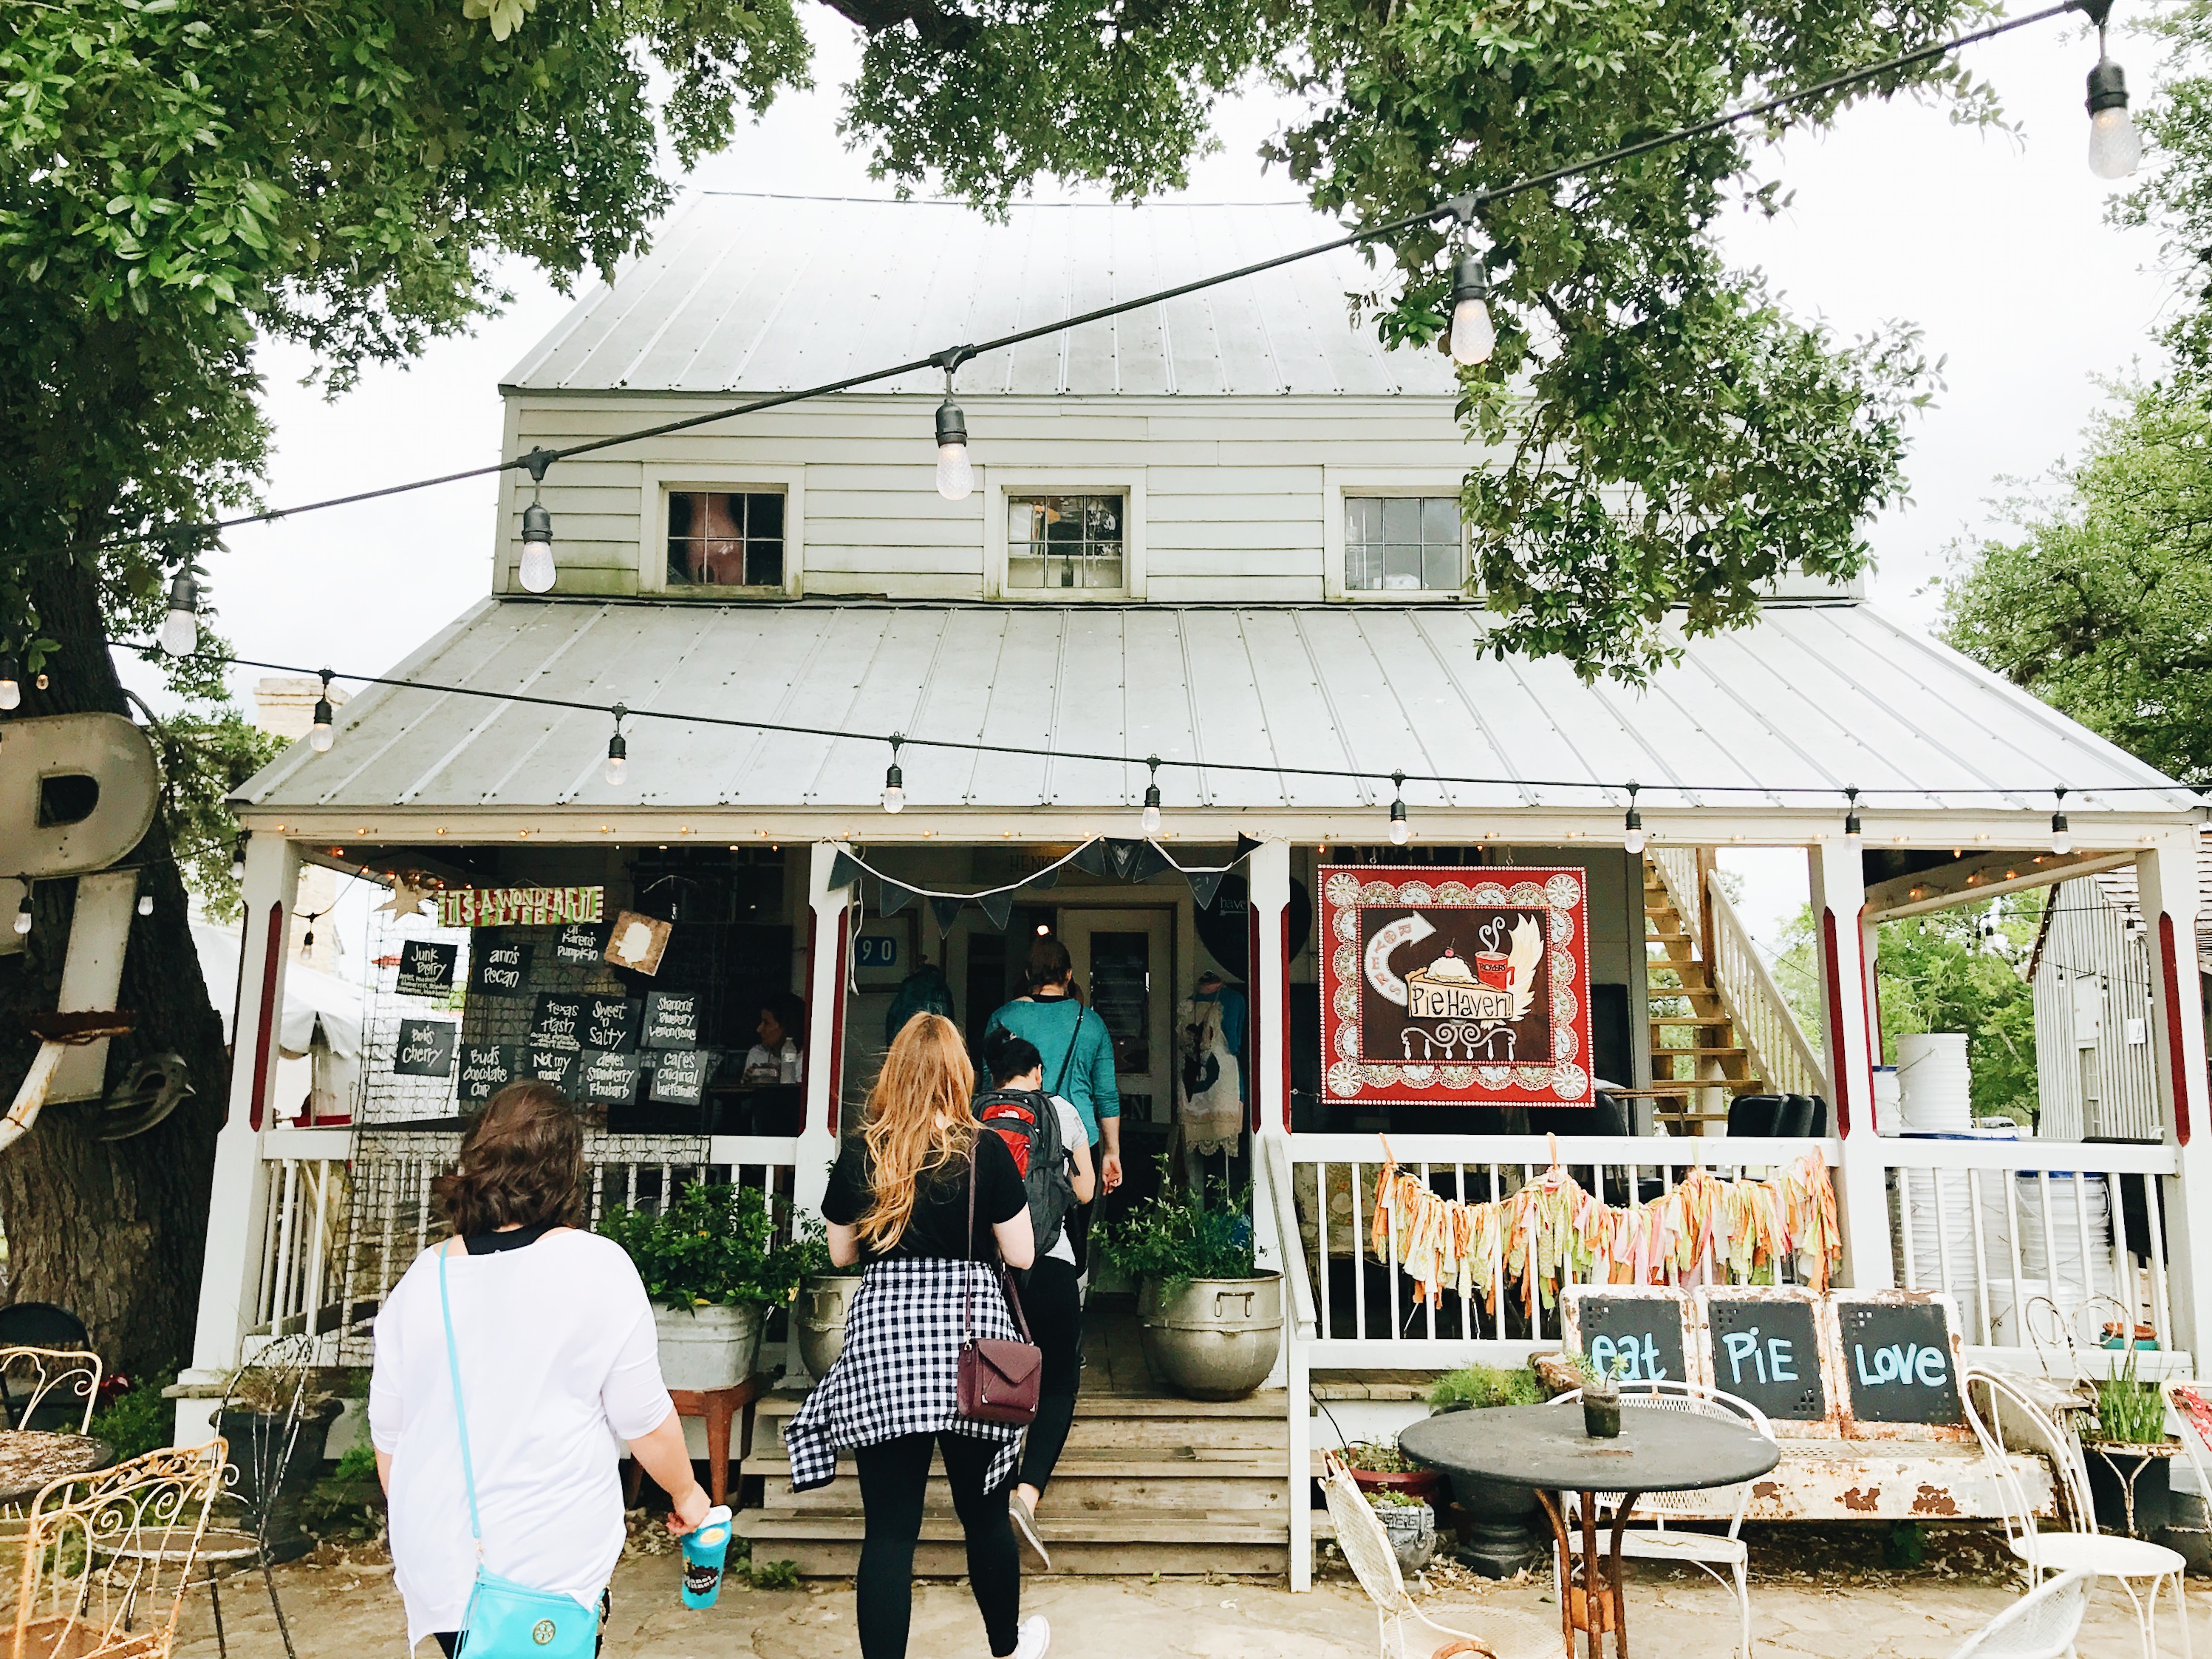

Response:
(1317, 864), (1594, 1106)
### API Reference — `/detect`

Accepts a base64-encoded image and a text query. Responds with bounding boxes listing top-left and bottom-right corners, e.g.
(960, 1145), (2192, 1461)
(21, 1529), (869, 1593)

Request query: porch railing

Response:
(1650, 848), (1824, 1099)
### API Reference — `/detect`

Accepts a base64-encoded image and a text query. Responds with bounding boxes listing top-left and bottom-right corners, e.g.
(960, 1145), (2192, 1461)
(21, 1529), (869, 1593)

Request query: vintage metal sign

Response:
(1317, 864), (1594, 1106)
(435, 885), (605, 928)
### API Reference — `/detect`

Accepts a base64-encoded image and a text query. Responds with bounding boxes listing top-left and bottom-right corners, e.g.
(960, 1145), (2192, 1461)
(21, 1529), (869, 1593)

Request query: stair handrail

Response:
(1651, 846), (1704, 953)
(1703, 871), (1826, 1100)
(1263, 1134), (1317, 1340)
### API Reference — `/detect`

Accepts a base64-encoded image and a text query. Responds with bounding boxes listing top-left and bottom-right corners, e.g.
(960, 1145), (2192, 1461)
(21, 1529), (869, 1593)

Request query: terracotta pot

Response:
(1347, 1465), (1449, 1505)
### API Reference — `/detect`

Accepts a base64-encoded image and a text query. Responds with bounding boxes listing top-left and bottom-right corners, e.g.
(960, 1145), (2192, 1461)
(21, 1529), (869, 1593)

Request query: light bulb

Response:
(2052, 815), (2073, 855)
(1388, 798), (1411, 846)
(230, 848), (248, 882)
(12, 896), (30, 937)
(883, 757), (906, 813)
(0, 656), (18, 711)
(519, 538), (556, 593)
(160, 571), (199, 656)
(1449, 251), (1495, 367)
(935, 397), (972, 501)
(1844, 814), (1863, 849)
(310, 696), (335, 753)
(604, 742), (627, 786)
(2087, 58), (2141, 180)
(1623, 824), (1648, 856)
(1142, 802), (1161, 834)
(137, 890), (154, 917)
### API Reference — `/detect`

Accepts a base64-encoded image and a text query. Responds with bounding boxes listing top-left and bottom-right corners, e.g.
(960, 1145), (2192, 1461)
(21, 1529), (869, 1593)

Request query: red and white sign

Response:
(1317, 864), (1594, 1107)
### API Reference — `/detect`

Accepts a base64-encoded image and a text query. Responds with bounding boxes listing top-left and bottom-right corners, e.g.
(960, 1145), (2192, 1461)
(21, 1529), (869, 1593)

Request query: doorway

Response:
(1056, 907), (1175, 1125)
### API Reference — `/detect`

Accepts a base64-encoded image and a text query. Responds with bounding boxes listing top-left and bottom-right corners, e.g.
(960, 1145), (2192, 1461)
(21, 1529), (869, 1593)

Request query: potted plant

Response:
(216, 1347), (344, 1564)
(1365, 1485), (1438, 1572)
(1427, 1360), (1547, 1577)
(789, 1216), (864, 1378)
(1337, 1438), (1448, 1506)
(1100, 1166), (1281, 1401)
(599, 1182), (806, 1390)
(2082, 1350), (2179, 1538)
(1579, 1354), (1624, 1440)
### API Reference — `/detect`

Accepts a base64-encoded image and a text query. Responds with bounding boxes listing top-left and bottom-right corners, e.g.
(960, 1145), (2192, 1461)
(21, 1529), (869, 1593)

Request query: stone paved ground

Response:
(169, 1523), (2211, 1659)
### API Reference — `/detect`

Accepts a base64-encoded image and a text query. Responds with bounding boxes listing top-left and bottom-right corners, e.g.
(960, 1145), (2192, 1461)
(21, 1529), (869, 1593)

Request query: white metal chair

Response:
(1948, 1568), (2096, 1659)
(1548, 1382), (1774, 1659)
(1962, 1369), (2188, 1659)
(1318, 1453), (1560, 1659)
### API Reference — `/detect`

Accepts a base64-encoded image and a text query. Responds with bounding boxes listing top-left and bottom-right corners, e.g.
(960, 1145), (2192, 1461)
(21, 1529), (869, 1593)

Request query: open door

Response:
(1057, 908), (1175, 1125)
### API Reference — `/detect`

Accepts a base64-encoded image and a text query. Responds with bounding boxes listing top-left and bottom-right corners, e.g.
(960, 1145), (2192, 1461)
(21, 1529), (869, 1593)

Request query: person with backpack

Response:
(974, 1027), (1094, 1570)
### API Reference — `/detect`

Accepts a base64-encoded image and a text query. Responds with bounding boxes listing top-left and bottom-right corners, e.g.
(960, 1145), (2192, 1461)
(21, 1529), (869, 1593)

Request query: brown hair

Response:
(433, 1081), (587, 1237)
(855, 1014), (977, 1253)
(1022, 934), (1080, 1000)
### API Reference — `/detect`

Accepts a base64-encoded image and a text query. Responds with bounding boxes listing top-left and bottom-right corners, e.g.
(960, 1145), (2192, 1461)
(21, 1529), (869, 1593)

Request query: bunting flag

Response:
(929, 895), (966, 932)
(876, 879), (916, 916)
(977, 890), (1017, 930)
(1071, 841), (1111, 878)
(828, 851), (866, 893)
(1184, 868), (1228, 907)
(1364, 1150), (1843, 1315)
(831, 832), (1261, 922)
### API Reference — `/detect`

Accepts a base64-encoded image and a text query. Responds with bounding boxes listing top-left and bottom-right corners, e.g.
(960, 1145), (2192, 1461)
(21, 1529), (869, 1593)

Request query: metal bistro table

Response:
(0, 1431), (114, 1507)
(1400, 1402), (1778, 1658)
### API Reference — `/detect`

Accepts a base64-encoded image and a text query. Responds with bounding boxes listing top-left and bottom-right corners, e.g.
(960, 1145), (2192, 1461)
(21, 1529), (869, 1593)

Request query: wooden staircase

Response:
(1642, 856), (1766, 1100)
(734, 1297), (1291, 1576)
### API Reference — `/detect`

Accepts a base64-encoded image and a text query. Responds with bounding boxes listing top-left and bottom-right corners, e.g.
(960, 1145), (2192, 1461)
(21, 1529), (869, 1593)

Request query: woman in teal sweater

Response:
(986, 936), (1124, 1205)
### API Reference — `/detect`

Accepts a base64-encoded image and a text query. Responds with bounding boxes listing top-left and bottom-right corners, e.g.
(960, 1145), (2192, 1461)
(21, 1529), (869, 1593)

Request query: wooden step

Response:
(733, 1511), (1289, 1577)
(1651, 1045), (1750, 1058)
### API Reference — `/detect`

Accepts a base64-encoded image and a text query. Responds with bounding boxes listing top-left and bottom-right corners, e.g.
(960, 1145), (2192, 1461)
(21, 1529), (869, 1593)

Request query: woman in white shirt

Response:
(369, 1082), (710, 1655)
(742, 992), (807, 1086)
(975, 1029), (1095, 1571)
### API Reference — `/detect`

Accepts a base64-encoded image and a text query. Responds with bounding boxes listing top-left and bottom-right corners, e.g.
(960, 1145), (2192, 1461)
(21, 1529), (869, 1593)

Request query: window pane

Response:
(746, 539), (784, 587)
(1422, 541), (1458, 592)
(1006, 494), (1127, 593)
(1347, 496), (1382, 545)
(1383, 541), (1422, 589)
(1421, 496), (1459, 545)
(748, 492), (785, 539)
(1382, 497), (1422, 545)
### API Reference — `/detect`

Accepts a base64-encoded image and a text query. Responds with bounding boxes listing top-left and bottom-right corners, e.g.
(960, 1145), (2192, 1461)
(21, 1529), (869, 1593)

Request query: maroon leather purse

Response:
(956, 1136), (1042, 1426)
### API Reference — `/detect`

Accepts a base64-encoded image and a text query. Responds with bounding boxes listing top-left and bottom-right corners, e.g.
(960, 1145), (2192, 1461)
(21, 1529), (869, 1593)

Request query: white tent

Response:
(191, 920), (364, 1125)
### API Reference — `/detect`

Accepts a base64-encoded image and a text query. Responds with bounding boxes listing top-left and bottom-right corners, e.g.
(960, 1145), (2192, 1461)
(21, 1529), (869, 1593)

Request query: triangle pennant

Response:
(1104, 839), (1145, 881)
(929, 895), (966, 933)
(1184, 868), (1227, 908)
(828, 851), (866, 892)
(1071, 839), (1110, 878)
(1028, 862), (1061, 893)
(1231, 832), (1263, 865)
(977, 890), (1017, 930)
(877, 879), (916, 917)
(1130, 842), (1172, 882)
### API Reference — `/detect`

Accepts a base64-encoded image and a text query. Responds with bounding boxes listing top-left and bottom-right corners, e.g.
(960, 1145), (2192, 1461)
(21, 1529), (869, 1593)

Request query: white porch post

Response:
(794, 842), (851, 1221)
(178, 833), (298, 1440)
(1810, 838), (1891, 1290)
(2137, 831), (2212, 1360)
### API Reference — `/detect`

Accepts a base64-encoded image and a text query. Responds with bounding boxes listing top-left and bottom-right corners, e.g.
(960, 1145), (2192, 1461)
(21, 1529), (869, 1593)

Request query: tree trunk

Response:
(0, 556), (230, 1380)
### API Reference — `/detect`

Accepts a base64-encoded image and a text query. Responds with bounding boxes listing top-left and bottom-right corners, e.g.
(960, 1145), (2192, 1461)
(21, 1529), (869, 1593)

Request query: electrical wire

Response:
(43, 0), (2089, 564)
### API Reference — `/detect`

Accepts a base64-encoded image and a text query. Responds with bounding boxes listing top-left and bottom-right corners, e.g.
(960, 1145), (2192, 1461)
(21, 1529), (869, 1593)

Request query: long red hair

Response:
(856, 1014), (977, 1253)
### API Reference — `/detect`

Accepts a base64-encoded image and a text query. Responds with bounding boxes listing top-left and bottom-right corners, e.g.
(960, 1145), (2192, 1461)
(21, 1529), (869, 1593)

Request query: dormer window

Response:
(1345, 495), (1462, 592)
(668, 491), (785, 587)
(1007, 494), (1125, 591)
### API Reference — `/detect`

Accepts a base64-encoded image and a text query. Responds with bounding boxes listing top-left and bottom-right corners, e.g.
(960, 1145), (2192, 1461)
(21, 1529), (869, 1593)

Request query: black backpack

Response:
(973, 1086), (1075, 1258)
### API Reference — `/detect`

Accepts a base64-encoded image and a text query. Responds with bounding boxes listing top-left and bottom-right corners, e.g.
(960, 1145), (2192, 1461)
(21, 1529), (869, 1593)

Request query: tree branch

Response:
(815, 0), (980, 47)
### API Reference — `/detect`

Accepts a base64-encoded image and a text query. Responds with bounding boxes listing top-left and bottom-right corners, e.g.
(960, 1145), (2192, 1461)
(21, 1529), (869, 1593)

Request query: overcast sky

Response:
(183, 8), (2177, 952)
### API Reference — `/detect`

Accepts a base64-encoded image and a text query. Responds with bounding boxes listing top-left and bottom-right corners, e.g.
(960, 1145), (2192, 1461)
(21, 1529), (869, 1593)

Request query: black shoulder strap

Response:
(1055, 1004), (1086, 1096)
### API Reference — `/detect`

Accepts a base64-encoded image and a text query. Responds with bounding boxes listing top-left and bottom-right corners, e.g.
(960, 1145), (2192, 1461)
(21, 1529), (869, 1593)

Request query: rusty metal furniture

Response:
(1553, 1383), (1775, 1659)
(1317, 1451), (1560, 1659)
(1963, 1368), (2188, 1659)
(11, 1439), (226, 1659)
(0, 1346), (103, 1435)
(622, 1377), (762, 1510)
(1401, 1399), (1780, 1659)
(1947, 1567), (2095, 1659)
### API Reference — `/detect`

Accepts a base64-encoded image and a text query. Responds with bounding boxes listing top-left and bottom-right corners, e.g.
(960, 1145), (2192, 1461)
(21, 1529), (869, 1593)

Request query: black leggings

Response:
(1018, 1255), (1083, 1495)
(854, 1431), (1020, 1659)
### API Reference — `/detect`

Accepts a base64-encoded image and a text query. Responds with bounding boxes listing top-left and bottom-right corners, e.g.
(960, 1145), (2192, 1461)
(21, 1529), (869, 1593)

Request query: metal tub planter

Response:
(796, 1271), (865, 1377)
(653, 1301), (764, 1391)
(1137, 1273), (1283, 1400)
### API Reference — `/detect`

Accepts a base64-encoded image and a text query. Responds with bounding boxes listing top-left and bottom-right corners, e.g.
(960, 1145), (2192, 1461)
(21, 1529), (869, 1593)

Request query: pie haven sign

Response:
(1318, 865), (1594, 1106)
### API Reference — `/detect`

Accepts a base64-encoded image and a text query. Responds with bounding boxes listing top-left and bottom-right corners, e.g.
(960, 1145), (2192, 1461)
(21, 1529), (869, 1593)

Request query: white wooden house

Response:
(184, 194), (2212, 1581)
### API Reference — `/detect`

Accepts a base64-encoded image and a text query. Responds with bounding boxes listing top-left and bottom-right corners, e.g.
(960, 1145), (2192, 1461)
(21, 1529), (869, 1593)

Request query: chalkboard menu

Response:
(469, 936), (531, 997)
(393, 1018), (458, 1078)
(643, 990), (701, 1050)
(553, 923), (607, 966)
(395, 941), (460, 999)
(579, 1048), (646, 1104)
(1566, 1287), (1694, 1386)
(1835, 1293), (1963, 1430)
(649, 1047), (717, 1106)
(1701, 1290), (1829, 1423)
(581, 995), (640, 1052)
(522, 1046), (578, 1097)
(529, 993), (587, 1053)
(457, 1043), (520, 1105)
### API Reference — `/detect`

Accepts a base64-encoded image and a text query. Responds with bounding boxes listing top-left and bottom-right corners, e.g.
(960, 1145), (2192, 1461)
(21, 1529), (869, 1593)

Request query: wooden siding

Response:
(2032, 875), (2162, 1141)
(494, 392), (1484, 603)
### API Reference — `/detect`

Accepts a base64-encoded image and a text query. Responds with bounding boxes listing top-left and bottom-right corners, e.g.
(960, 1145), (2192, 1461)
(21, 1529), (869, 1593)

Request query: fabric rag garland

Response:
(1367, 1150), (1841, 1316)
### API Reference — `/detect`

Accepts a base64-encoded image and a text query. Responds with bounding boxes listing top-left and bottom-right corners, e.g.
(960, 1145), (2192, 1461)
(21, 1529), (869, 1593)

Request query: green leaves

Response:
(598, 1182), (811, 1308)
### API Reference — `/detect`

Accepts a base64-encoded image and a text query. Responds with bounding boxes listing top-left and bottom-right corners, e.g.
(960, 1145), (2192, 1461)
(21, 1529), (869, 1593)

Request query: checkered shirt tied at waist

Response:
(784, 1256), (1025, 1492)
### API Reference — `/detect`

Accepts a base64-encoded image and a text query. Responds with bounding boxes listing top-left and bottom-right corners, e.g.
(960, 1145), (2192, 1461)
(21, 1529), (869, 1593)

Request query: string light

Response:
(0, 653), (18, 711)
(934, 355), (974, 503)
(1444, 196), (1498, 367)
(1141, 756), (1163, 836)
(519, 448), (557, 593)
(309, 669), (336, 752)
(2052, 787), (2073, 854)
(231, 837), (248, 884)
(1622, 782), (1647, 856)
(159, 568), (200, 658)
(1388, 771), (1411, 845)
(1843, 786), (1863, 849)
(12, 888), (30, 937)
(882, 735), (907, 814)
(2083, 0), (2141, 179)
(604, 704), (629, 786)
(136, 873), (153, 917)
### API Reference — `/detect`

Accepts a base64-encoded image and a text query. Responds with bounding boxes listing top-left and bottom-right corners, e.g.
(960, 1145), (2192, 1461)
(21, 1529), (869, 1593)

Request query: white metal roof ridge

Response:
(233, 599), (2195, 817)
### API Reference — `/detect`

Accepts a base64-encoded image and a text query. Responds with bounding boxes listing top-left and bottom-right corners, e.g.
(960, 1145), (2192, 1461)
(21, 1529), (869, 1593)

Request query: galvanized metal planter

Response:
(1137, 1273), (1282, 1401)
(796, 1273), (864, 1377)
(654, 1301), (764, 1391)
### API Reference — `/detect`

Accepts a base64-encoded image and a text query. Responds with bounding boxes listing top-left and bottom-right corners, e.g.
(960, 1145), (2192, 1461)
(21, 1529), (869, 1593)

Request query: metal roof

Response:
(502, 194), (1460, 400)
(239, 600), (2194, 819)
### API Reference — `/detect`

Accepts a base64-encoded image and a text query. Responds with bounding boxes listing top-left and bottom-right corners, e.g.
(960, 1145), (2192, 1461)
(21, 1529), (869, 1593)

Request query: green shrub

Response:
(1341, 1439), (1419, 1474)
(1427, 1363), (1544, 1414)
(598, 1182), (809, 1308)
(745, 1558), (800, 1590)
(88, 1372), (177, 1462)
(1099, 1160), (1255, 1295)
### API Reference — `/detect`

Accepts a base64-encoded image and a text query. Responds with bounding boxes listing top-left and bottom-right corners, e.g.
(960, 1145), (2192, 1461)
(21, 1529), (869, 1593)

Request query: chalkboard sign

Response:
(1834, 1293), (1963, 1431)
(530, 993), (587, 1053)
(522, 1046), (578, 1098)
(642, 990), (701, 1051)
(395, 941), (459, 999)
(392, 1018), (458, 1078)
(553, 923), (607, 966)
(649, 1047), (717, 1106)
(469, 936), (531, 997)
(457, 1043), (521, 1104)
(578, 1048), (646, 1104)
(581, 995), (640, 1052)
(1565, 1287), (1695, 1386)
(1700, 1290), (1829, 1424)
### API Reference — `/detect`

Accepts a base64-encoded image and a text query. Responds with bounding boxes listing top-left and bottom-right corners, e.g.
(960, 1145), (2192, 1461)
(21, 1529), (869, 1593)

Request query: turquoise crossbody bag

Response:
(437, 1247), (600, 1659)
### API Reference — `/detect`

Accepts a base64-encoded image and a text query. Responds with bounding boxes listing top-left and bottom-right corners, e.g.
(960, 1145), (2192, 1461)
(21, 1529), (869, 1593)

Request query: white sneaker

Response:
(1008, 1614), (1050, 1659)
